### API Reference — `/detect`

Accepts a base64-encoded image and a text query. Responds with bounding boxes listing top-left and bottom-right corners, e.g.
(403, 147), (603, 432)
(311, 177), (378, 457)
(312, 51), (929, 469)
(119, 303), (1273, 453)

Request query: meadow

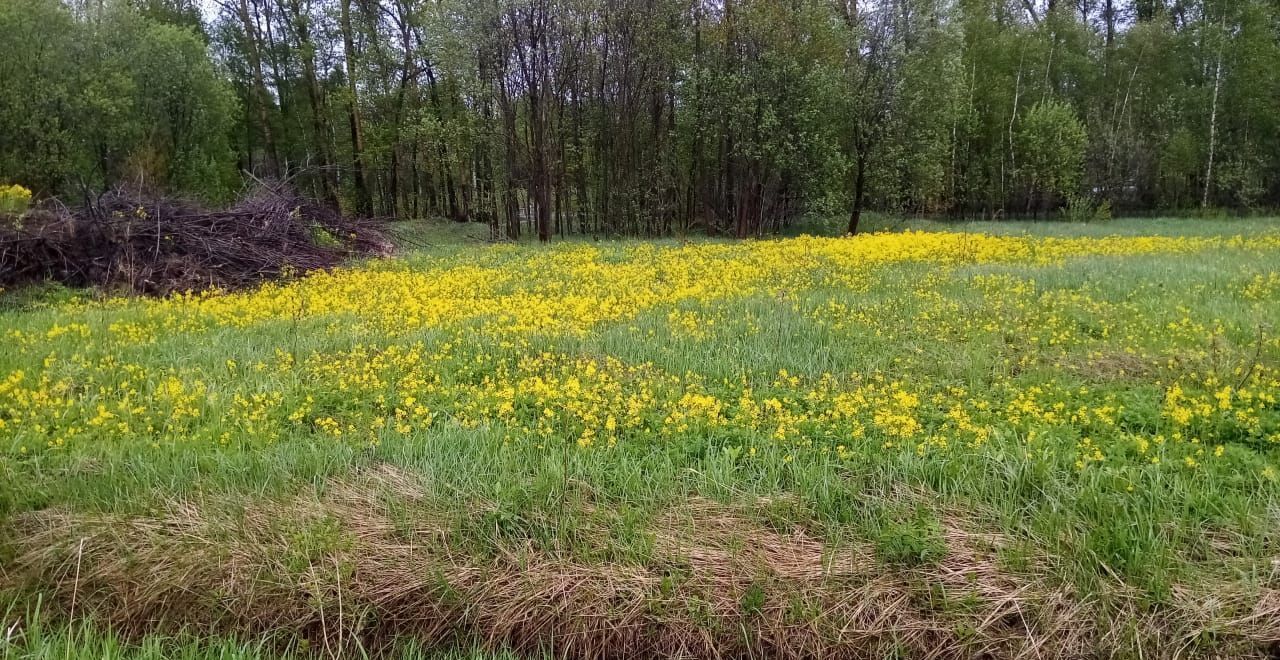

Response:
(2, 218), (1280, 658)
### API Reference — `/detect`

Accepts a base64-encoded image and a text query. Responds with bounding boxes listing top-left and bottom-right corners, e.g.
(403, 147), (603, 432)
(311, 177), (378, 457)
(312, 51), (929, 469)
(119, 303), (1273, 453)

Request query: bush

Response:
(1063, 195), (1112, 223)
(874, 508), (946, 566)
(1017, 100), (1088, 212)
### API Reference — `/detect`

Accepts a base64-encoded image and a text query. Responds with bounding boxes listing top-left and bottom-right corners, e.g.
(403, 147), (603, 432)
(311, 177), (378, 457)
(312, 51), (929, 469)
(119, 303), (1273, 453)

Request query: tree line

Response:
(3, 0), (1279, 238)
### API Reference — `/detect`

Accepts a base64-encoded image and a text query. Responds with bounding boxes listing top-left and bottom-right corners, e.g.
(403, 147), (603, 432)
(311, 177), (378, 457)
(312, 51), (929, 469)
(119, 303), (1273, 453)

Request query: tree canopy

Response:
(3, 0), (1280, 235)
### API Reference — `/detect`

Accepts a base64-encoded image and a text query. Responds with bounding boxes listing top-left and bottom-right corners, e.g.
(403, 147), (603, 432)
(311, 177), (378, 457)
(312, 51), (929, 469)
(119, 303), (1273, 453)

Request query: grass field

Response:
(2, 218), (1280, 658)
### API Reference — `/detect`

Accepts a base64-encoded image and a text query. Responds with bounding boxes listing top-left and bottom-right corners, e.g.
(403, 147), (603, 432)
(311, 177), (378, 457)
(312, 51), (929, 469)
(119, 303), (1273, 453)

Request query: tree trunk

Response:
(847, 148), (867, 235)
(516, 3), (552, 242)
(284, 0), (340, 208)
(1103, 0), (1116, 47)
(1202, 27), (1224, 209)
(236, 0), (279, 177)
(339, 0), (371, 215)
(685, 1), (703, 233)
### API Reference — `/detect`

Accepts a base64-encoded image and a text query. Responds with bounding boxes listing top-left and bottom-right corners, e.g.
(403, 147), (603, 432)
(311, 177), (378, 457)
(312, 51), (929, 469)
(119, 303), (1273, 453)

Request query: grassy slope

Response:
(2, 217), (1280, 658)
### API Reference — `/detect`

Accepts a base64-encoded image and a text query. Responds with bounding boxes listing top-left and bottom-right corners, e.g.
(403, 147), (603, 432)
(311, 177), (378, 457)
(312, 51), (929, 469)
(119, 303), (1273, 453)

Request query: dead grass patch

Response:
(2, 465), (1277, 659)
(1059, 351), (1161, 381)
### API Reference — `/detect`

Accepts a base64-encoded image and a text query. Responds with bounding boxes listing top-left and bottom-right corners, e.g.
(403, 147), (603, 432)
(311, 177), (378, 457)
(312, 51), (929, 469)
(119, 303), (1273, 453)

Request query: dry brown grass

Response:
(2, 465), (1277, 659)
(1061, 351), (1161, 381)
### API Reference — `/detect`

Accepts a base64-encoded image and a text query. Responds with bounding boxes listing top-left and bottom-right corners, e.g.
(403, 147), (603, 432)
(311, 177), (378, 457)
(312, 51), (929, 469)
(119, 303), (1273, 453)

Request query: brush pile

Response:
(0, 183), (391, 295)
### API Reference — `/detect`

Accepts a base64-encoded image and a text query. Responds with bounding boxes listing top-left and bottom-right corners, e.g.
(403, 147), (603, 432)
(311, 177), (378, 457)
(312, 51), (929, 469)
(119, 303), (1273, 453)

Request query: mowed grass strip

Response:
(2, 220), (1280, 658)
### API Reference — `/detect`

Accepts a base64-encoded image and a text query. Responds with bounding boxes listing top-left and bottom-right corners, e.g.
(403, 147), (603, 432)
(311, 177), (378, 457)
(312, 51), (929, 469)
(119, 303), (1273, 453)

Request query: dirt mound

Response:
(0, 184), (391, 295)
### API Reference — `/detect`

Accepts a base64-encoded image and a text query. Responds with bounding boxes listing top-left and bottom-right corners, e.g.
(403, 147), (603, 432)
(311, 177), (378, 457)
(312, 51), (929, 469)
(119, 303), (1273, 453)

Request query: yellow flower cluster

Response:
(78, 231), (1278, 340)
(0, 183), (31, 216)
(2, 230), (1279, 486)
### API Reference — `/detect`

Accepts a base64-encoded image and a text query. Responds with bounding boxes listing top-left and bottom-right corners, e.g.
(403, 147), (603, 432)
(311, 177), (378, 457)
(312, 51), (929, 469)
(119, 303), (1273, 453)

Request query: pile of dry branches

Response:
(0, 184), (391, 294)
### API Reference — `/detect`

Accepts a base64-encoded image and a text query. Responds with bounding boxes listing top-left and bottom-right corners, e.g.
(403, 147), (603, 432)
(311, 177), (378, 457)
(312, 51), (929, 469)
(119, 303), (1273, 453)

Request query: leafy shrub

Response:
(1017, 100), (1088, 211)
(874, 508), (946, 566)
(1063, 195), (1112, 223)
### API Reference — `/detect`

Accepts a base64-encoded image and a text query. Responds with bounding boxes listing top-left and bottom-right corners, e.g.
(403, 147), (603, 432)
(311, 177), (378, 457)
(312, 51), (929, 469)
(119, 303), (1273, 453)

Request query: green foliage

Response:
(308, 224), (343, 248)
(109, 14), (239, 197)
(0, 281), (81, 312)
(3, 605), (534, 659)
(9, 0), (1280, 223)
(739, 581), (767, 617)
(1017, 99), (1088, 212)
(0, 0), (237, 200)
(689, 0), (847, 231)
(1158, 128), (1203, 209)
(873, 508), (947, 567)
(1063, 195), (1113, 224)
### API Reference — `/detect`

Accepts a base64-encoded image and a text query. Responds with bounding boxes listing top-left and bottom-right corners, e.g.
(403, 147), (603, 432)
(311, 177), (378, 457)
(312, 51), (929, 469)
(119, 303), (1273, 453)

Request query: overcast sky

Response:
(197, 0), (219, 22)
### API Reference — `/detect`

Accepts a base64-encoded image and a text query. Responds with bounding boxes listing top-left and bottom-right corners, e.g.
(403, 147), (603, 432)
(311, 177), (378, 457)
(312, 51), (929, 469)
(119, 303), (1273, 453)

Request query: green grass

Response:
(2, 217), (1279, 658)
(0, 608), (529, 659)
(791, 210), (1280, 238)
